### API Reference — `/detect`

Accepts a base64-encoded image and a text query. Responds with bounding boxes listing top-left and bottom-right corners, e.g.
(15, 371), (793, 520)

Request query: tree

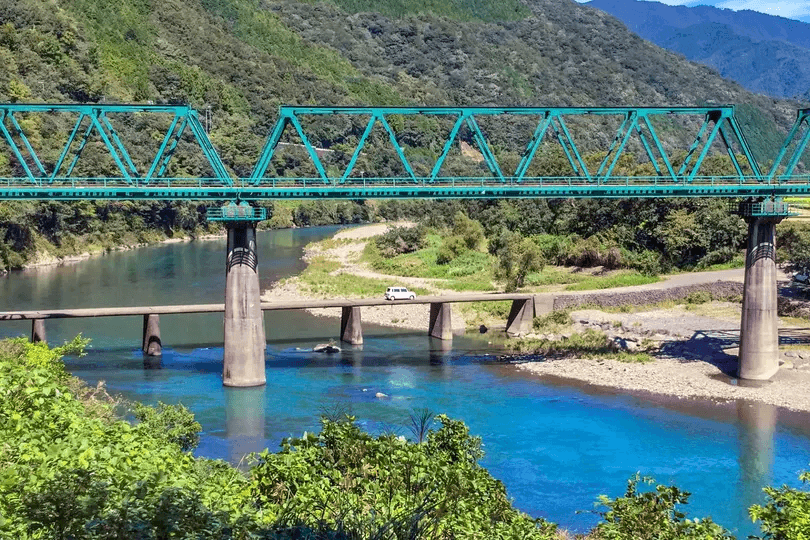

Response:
(491, 228), (544, 291)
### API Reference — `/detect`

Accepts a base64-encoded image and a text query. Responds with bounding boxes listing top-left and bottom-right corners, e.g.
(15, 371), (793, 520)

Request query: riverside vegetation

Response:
(1, 338), (809, 539)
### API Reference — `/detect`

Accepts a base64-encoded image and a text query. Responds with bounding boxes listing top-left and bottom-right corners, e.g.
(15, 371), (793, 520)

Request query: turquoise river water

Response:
(2, 226), (810, 536)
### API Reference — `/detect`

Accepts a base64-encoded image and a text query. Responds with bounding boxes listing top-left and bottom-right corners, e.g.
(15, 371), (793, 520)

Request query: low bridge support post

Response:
(142, 314), (162, 356)
(31, 319), (46, 344)
(506, 298), (535, 336)
(223, 221), (266, 387)
(737, 199), (790, 380)
(340, 306), (363, 345)
(429, 302), (453, 340)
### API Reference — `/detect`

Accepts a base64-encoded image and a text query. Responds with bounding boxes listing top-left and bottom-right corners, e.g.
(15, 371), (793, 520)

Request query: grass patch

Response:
(507, 329), (654, 363)
(533, 309), (573, 333)
(564, 272), (660, 291)
(299, 256), (429, 297)
(458, 300), (512, 327)
(524, 267), (587, 287)
(363, 237), (495, 280)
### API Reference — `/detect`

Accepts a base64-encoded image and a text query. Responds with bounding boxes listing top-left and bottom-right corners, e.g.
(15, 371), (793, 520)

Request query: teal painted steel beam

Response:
(1, 176), (810, 200)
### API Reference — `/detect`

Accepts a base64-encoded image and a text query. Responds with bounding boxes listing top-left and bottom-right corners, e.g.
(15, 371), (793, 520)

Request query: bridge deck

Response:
(0, 293), (534, 320)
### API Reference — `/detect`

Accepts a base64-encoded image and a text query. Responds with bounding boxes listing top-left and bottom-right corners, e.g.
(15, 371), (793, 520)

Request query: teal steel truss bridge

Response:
(0, 103), (809, 200)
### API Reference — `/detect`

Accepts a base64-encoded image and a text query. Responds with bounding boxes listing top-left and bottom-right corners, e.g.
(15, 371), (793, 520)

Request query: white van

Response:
(384, 287), (415, 301)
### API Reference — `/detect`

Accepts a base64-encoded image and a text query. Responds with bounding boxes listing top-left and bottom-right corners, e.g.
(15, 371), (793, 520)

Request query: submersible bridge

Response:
(1, 103), (810, 386)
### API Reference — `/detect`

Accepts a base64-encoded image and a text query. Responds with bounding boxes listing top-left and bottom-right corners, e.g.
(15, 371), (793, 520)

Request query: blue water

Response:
(3, 226), (810, 536)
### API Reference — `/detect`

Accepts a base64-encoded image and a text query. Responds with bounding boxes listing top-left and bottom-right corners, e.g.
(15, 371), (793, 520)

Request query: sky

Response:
(578, 0), (810, 23)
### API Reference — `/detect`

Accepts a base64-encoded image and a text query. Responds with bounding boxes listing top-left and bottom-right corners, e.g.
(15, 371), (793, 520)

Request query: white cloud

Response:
(713, 0), (810, 21)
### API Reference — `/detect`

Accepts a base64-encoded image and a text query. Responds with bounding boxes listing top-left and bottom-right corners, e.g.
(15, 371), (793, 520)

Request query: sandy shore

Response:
(261, 223), (810, 413)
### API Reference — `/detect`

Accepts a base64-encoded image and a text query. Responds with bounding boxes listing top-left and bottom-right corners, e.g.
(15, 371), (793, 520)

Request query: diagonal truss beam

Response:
(768, 109), (810, 181)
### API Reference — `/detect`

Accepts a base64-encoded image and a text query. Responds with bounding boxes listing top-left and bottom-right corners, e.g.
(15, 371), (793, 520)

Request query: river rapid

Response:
(2, 226), (810, 536)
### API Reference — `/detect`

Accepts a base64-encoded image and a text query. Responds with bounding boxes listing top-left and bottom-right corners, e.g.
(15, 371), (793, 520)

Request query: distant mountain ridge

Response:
(586, 0), (810, 100)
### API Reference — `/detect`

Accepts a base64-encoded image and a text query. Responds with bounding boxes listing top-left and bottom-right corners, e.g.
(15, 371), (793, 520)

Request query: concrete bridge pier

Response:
(506, 298), (535, 336)
(223, 223), (266, 387)
(340, 306), (363, 345)
(738, 201), (788, 380)
(31, 319), (46, 344)
(429, 302), (453, 340)
(142, 314), (162, 356)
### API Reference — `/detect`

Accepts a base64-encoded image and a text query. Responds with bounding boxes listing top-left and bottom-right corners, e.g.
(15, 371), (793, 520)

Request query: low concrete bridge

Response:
(0, 292), (540, 360)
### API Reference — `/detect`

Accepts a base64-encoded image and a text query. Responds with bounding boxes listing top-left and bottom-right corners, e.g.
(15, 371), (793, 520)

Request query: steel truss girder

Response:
(0, 103), (232, 186)
(249, 106), (762, 185)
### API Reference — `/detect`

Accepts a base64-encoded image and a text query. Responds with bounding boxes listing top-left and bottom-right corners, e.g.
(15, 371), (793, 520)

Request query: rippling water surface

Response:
(2, 226), (810, 536)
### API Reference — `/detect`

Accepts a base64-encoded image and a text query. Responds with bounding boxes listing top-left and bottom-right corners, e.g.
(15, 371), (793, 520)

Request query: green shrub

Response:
(750, 470), (810, 538)
(592, 474), (735, 539)
(375, 224), (428, 258)
(685, 291), (713, 305)
(134, 401), (202, 452)
(436, 235), (468, 264)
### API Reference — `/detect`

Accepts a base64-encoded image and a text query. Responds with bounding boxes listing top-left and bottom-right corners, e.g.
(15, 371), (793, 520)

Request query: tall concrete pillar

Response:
(340, 306), (363, 345)
(142, 314), (162, 356)
(223, 224), (266, 387)
(738, 217), (780, 380)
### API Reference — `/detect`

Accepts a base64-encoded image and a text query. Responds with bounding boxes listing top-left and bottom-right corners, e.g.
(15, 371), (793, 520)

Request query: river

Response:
(2, 226), (809, 536)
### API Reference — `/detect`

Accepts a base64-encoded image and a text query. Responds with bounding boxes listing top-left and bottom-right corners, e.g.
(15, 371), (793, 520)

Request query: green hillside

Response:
(0, 0), (803, 270)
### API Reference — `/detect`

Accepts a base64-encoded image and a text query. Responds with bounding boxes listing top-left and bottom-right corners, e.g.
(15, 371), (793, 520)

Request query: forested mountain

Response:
(0, 0), (804, 270)
(586, 0), (810, 100)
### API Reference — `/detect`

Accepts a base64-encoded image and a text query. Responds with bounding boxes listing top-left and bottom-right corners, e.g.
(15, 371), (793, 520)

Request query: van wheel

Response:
(409, 295), (415, 300)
